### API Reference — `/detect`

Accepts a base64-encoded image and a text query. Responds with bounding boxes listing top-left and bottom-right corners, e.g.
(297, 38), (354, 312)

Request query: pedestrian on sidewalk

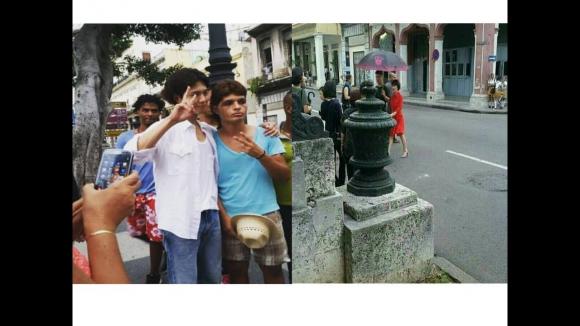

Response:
(487, 73), (497, 109)
(388, 80), (409, 158)
(375, 70), (390, 110)
(292, 67), (311, 115)
(273, 91), (294, 283)
(342, 74), (352, 111)
(211, 80), (291, 284)
(386, 72), (399, 143)
(116, 94), (165, 284)
(376, 70), (400, 143)
(341, 87), (362, 181)
(320, 80), (346, 187)
(494, 76), (507, 110)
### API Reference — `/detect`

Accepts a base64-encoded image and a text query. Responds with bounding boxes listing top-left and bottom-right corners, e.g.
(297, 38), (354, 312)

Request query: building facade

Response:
(295, 23), (508, 109)
(292, 24), (343, 88)
(246, 24), (292, 127)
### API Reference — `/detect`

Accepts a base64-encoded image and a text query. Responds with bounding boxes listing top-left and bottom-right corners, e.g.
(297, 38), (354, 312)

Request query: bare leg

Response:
(260, 264), (285, 284)
(225, 260), (250, 284)
(388, 135), (393, 156)
(400, 134), (409, 157)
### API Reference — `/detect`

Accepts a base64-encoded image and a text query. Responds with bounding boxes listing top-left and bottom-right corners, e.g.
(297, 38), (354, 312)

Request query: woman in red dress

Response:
(388, 80), (409, 158)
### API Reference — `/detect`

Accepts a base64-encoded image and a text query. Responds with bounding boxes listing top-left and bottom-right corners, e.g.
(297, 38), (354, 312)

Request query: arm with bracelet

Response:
(73, 172), (141, 284)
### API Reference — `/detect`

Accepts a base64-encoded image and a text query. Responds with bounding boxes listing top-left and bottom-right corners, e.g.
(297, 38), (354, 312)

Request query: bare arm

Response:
(381, 88), (390, 102)
(85, 228), (130, 284)
(218, 199), (236, 238)
(302, 90), (312, 114)
(138, 86), (198, 150)
(257, 154), (291, 182)
(137, 118), (178, 150)
(260, 121), (280, 137)
(79, 172), (141, 284)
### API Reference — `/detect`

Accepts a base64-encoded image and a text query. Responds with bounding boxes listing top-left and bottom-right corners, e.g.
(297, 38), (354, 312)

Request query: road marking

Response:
(415, 173), (430, 181)
(445, 150), (507, 170)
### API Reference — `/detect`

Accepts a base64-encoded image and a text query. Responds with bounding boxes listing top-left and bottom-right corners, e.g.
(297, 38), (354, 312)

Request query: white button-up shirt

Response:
(124, 119), (219, 240)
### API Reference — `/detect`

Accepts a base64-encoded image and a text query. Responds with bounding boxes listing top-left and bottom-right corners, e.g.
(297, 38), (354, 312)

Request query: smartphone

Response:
(94, 149), (134, 189)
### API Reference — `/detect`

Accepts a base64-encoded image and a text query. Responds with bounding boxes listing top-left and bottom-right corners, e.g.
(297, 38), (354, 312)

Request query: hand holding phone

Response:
(95, 149), (134, 189)
(83, 172), (141, 233)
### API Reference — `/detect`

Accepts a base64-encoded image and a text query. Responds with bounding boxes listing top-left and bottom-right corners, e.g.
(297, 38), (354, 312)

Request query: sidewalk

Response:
(404, 96), (508, 114)
(74, 227), (290, 284)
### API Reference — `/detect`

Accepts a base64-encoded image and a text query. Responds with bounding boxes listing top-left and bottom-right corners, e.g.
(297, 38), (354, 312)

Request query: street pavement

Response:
(378, 104), (507, 282)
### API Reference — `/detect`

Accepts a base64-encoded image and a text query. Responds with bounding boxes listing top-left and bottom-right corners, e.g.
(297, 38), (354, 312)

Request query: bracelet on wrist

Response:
(87, 229), (115, 239)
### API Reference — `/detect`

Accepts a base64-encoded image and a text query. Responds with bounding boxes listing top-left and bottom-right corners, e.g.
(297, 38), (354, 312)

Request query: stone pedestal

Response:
(338, 184), (434, 283)
(292, 138), (344, 283)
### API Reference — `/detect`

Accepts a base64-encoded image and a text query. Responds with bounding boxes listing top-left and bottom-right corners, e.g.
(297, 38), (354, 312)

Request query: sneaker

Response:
(146, 273), (161, 284)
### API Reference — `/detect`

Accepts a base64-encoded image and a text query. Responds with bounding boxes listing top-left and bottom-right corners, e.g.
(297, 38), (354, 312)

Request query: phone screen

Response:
(95, 149), (134, 189)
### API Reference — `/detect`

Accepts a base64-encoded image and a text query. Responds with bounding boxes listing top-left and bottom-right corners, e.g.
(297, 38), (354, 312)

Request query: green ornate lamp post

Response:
(343, 80), (396, 196)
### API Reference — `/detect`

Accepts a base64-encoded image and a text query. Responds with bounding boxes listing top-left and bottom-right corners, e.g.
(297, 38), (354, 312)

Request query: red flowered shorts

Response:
(126, 193), (163, 242)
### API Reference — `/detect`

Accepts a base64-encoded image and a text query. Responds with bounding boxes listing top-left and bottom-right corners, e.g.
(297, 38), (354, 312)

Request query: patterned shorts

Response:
(223, 210), (290, 266)
(126, 193), (163, 242)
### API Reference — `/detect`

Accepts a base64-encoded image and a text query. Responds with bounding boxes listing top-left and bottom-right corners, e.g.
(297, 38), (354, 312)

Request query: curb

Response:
(433, 256), (480, 283)
(405, 100), (508, 114)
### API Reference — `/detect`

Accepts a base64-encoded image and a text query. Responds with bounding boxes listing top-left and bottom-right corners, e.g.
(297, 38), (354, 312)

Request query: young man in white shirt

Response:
(124, 68), (221, 284)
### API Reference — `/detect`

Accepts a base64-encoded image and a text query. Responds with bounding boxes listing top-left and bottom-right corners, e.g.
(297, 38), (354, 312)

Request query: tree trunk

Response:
(73, 24), (114, 185)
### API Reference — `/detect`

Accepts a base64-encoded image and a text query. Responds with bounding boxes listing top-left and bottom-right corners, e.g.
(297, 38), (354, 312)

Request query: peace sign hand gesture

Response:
(233, 132), (266, 159)
(169, 86), (197, 123)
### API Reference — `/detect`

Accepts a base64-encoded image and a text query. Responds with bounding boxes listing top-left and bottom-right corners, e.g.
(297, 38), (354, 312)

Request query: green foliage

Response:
(248, 77), (263, 94)
(125, 24), (202, 48)
(73, 24), (203, 85)
(111, 28), (134, 58)
(419, 267), (459, 283)
(124, 55), (184, 87)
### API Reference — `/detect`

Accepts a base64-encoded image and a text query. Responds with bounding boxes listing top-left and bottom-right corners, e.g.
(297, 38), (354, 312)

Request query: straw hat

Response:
(231, 213), (282, 249)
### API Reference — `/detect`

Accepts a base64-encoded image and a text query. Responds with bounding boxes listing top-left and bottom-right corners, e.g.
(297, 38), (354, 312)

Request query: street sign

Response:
(111, 101), (127, 108)
(106, 108), (128, 130)
(105, 129), (124, 137)
(488, 55), (497, 62)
